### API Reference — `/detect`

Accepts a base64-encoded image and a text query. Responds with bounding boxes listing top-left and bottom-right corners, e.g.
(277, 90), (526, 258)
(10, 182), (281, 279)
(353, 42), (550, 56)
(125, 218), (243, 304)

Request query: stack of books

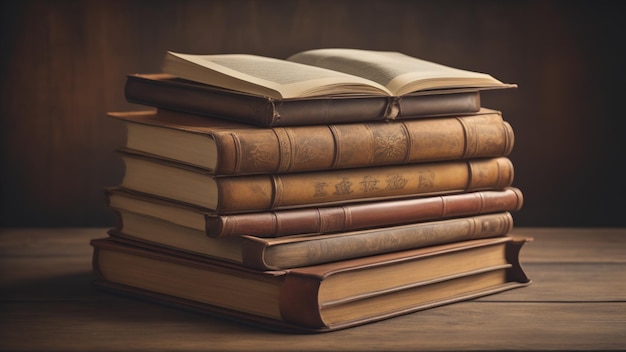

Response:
(91, 48), (531, 333)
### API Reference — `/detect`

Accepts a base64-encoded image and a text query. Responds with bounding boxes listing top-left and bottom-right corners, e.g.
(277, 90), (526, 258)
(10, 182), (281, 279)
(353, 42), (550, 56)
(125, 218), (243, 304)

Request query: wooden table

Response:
(1, 227), (625, 351)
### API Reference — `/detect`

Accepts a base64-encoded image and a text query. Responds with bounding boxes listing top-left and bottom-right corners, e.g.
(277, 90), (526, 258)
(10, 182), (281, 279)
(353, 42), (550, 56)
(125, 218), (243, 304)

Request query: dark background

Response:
(1, 0), (624, 228)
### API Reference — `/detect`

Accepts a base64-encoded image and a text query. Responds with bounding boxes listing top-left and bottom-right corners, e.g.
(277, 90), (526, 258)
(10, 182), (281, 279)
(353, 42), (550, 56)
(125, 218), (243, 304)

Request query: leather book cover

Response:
(106, 187), (523, 238)
(119, 151), (515, 213)
(205, 187), (524, 238)
(124, 73), (483, 127)
(110, 108), (514, 175)
(239, 212), (515, 270)
(91, 236), (531, 333)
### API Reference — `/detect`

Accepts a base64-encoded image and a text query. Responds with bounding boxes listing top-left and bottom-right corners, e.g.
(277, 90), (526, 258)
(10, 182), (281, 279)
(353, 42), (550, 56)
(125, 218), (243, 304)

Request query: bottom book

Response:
(91, 236), (531, 333)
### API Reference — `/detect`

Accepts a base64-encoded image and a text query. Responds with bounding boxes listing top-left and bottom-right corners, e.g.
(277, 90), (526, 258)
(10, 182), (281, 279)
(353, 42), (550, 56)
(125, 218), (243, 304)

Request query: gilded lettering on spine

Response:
(314, 182), (328, 197)
(359, 176), (379, 192)
(417, 170), (435, 189)
(333, 178), (353, 196)
(385, 174), (408, 190)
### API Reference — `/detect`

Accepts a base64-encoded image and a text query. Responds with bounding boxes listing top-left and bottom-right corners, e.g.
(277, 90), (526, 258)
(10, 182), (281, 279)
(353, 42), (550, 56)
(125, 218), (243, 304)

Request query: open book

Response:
(162, 48), (515, 100)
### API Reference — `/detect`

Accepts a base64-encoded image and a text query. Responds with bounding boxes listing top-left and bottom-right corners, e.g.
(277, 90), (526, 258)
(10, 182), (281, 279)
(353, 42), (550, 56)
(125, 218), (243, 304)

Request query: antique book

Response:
(163, 48), (514, 99)
(108, 208), (515, 270)
(91, 236), (531, 332)
(109, 108), (514, 175)
(125, 73), (483, 127)
(106, 187), (524, 238)
(119, 151), (515, 213)
(144, 48), (516, 126)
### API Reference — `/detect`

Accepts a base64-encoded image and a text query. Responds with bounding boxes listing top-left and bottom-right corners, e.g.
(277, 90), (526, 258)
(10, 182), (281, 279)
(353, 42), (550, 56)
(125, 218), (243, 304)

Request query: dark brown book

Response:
(109, 108), (514, 175)
(91, 235), (531, 332)
(108, 208), (515, 270)
(125, 73), (484, 127)
(119, 151), (515, 213)
(130, 49), (516, 127)
(106, 187), (524, 238)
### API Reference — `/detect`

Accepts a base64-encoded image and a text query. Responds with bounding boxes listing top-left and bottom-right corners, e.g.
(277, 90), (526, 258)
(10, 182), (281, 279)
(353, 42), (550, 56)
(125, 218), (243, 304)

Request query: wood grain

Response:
(0, 302), (624, 351)
(0, 228), (625, 351)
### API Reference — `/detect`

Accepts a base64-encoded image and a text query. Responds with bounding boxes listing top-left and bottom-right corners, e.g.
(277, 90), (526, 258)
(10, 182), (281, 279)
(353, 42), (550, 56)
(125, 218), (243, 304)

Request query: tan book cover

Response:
(91, 236), (531, 332)
(108, 209), (515, 270)
(105, 187), (524, 238)
(109, 108), (514, 175)
(119, 152), (515, 213)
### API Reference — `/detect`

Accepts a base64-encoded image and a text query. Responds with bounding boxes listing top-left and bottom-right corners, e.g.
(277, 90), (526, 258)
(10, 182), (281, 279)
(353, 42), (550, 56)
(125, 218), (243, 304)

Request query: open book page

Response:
(162, 52), (391, 99)
(287, 48), (509, 95)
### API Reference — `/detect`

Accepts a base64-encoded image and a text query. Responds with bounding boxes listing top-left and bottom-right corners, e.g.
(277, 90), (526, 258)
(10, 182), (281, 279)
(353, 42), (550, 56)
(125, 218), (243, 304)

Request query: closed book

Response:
(108, 209), (515, 270)
(106, 187), (524, 238)
(109, 108), (514, 175)
(91, 235), (531, 332)
(119, 152), (515, 213)
(125, 73), (484, 127)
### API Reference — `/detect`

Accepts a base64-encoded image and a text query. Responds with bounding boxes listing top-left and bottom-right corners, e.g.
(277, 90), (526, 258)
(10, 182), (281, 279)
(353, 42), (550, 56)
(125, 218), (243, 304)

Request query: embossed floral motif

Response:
(248, 146), (273, 167)
(375, 133), (407, 160)
(296, 139), (322, 164)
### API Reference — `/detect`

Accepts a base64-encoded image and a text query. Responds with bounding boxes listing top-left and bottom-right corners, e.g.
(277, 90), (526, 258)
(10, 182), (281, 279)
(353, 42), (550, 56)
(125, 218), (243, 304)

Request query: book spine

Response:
(395, 91), (481, 118)
(213, 112), (513, 175)
(278, 277), (326, 329)
(125, 75), (277, 127)
(205, 187), (523, 238)
(240, 212), (514, 270)
(215, 157), (514, 213)
(505, 238), (531, 283)
(125, 75), (483, 127)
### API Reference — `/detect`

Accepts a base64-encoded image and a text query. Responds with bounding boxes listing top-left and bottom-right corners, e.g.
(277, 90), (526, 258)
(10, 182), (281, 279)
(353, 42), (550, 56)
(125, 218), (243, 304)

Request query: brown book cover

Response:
(109, 108), (514, 175)
(239, 212), (515, 270)
(119, 152), (515, 213)
(107, 209), (515, 270)
(124, 73), (486, 127)
(91, 236), (531, 332)
(106, 187), (524, 238)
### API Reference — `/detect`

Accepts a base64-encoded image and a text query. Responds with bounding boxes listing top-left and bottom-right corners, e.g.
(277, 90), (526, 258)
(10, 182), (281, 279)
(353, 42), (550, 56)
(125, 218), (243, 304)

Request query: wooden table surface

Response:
(1, 227), (625, 351)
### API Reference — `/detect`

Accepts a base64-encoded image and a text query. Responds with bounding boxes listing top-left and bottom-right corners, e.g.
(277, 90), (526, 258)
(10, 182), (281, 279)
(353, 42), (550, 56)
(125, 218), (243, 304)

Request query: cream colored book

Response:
(162, 48), (515, 99)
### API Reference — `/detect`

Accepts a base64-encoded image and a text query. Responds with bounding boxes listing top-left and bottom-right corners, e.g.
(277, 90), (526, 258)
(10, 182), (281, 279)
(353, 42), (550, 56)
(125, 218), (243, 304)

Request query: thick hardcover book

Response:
(125, 74), (484, 127)
(106, 187), (524, 238)
(109, 108), (514, 175)
(108, 208), (515, 270)
(91, 236), (531, 332)
(119, 152), (515, 213)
